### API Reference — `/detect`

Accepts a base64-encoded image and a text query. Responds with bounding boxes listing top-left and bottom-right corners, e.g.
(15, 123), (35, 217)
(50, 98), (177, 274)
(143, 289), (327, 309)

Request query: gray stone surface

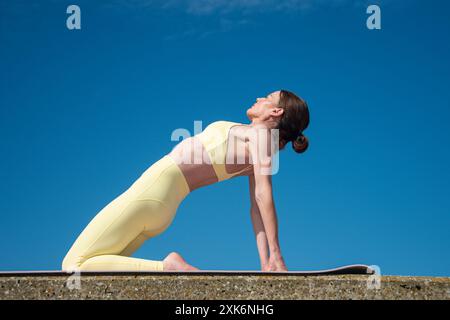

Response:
(0, 272), (449, 300)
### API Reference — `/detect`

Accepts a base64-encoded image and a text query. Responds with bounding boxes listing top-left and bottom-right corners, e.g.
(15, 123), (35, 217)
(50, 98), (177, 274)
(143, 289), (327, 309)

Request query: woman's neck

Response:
(249, 118), (278, 130)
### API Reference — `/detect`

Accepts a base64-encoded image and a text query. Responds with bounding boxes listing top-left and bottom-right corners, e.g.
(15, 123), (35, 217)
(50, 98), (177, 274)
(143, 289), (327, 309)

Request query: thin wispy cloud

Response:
(104, 0), (389, 40)
(111, 0), (380, 16)
(168, 0), (347, 15)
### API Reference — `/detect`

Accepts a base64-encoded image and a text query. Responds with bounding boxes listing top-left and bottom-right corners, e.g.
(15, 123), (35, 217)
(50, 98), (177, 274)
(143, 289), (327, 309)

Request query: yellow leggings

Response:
(61, 155), (190, 272)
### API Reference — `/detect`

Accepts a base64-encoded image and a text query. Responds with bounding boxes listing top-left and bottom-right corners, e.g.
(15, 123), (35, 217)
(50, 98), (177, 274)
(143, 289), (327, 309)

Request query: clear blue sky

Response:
(0, 0), (449, 276)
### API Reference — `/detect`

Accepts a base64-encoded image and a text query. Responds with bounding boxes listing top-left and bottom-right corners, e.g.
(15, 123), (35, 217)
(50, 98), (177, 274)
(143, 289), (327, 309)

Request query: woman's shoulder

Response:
(202, 120), (244, 131)
(208, 119), (242, 126)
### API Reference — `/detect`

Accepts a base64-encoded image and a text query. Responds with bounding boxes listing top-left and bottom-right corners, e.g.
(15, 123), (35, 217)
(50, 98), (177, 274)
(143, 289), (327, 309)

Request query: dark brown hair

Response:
(277, 89), (310, 153)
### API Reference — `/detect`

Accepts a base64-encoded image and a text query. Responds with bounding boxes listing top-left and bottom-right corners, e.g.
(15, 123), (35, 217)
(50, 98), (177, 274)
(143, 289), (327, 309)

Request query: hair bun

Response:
(292, 133), (308, 153)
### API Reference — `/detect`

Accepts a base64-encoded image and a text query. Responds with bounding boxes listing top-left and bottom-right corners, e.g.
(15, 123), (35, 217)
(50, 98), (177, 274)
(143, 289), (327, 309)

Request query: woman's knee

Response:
(61, 254), (82, 272)
(62, 255), (103, 272)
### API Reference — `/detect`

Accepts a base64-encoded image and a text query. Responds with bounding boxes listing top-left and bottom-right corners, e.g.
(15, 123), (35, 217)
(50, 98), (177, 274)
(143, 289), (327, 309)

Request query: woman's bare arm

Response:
(252, 168), (281, 256)
(248, 127), (286, 271)
(248, 174), (269, 269)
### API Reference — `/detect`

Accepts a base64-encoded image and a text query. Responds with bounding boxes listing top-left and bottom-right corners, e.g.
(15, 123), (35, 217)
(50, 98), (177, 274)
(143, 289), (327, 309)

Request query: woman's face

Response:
(246, 91), (282, 121)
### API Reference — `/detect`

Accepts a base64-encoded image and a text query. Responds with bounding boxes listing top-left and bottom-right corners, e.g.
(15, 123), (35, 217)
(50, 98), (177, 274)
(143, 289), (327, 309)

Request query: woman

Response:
(62, 89), (310, 272)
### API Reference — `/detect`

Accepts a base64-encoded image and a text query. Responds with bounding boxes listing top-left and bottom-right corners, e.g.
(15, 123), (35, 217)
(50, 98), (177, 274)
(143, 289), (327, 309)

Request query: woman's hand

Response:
(262, 254), (288, 272)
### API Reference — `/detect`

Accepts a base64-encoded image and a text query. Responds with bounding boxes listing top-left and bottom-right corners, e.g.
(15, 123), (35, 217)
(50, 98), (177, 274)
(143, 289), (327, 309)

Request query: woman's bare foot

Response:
(162, 252), (199, 271)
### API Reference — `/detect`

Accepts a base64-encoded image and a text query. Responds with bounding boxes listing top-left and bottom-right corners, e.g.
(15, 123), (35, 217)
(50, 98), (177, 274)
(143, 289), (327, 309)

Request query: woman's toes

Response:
(163, 252), (198, 271)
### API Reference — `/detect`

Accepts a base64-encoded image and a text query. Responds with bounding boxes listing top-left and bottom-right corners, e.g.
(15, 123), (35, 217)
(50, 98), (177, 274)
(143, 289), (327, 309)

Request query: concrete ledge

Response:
(0, 272), (449, 300)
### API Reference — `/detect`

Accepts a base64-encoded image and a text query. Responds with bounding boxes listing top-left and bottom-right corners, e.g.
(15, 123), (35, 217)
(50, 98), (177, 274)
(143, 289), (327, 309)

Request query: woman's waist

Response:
(133, 155), (191, 209)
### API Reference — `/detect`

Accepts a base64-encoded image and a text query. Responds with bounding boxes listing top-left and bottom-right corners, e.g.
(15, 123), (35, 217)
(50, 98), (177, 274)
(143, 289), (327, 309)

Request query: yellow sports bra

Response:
(196, 120), (252, 182)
